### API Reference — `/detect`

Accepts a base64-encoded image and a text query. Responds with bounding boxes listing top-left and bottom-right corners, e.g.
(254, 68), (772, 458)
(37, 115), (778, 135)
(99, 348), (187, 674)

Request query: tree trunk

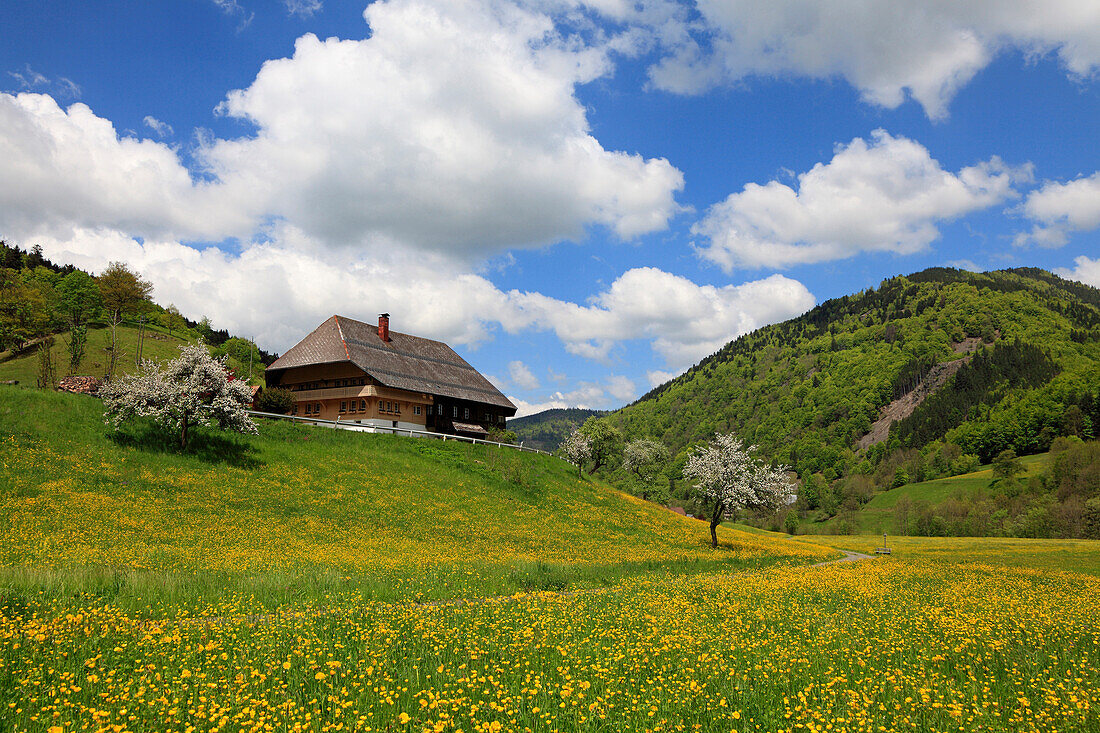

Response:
(710, 502), (723, 548)
(180, 412), (189, 449)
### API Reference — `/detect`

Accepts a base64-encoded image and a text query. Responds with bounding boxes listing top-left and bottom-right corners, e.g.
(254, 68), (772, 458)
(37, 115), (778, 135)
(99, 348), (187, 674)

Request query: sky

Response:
(2, 1), (1099, 416)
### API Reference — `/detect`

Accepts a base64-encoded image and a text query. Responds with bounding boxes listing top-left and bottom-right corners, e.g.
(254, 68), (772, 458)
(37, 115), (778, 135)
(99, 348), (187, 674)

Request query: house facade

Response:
(264, 314), (516, 437)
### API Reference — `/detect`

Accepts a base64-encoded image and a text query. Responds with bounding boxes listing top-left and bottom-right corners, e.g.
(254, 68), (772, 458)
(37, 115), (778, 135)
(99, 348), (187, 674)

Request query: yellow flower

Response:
(397, 712), (411, 724)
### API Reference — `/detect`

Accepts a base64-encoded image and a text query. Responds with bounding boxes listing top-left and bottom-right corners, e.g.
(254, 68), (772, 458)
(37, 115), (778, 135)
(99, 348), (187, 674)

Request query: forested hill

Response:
(509, 408), (607, 451)
(610, 267), (1100, 481)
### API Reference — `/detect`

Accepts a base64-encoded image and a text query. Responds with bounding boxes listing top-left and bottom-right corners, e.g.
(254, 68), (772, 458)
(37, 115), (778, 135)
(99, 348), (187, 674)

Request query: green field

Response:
(2, 388), (1098, 732)
(810, 453), (1052, 534)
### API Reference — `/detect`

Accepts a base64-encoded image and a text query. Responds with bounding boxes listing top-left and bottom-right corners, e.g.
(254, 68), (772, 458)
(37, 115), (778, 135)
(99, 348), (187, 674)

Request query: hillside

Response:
(613, 268), (1100, 479)
(508, 407), (607, 451)
(0, 323), (192, 384)
(0, 386), (829, 604)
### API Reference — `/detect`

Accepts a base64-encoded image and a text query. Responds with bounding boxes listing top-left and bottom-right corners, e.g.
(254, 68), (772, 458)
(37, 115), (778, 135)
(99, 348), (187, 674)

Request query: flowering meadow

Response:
(2, 388), (1099, 732)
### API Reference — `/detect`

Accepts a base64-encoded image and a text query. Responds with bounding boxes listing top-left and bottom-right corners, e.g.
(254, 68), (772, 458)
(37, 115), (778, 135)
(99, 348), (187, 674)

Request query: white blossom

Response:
(683, 433), (794, 514)
(100, 343), (257, 447)
(560, 429), (592, 473)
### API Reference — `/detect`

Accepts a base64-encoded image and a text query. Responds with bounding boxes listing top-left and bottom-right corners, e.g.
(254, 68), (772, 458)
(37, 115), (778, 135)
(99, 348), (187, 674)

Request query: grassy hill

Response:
(807, 452), (1052, 534)
(0, 323), (194, 385)
(0, 386), (830, 607)
(0, 322), (266, 386)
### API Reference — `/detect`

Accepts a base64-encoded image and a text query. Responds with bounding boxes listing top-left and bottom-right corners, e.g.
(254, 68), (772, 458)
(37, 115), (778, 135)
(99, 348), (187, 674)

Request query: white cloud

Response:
(693, 130), (1026, 270)
(6, 65), (81, 99)
(605, 374), (636, 402)
(946, 259), (982, 272)
(284, 0), (322, 17)
(143, 115), (174, 138)
(501, 267), (815, 368)
(0, 93), (249, 242)
(508, 360), (541, 390)
(1056, 256), (1100, 288)
(1016, 171), (1100, 247)
(211, 0), (254, 29)
(200, 0), (683, 255)
(642, 1), (1100, 118)
(645, 369), (677, 388)
(7, 64), (49, 89)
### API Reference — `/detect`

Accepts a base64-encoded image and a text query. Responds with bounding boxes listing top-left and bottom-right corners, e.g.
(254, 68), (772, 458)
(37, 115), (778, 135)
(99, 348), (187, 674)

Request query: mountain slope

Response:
(611, 268), (1100, 479)
(508, 407), (607, 451)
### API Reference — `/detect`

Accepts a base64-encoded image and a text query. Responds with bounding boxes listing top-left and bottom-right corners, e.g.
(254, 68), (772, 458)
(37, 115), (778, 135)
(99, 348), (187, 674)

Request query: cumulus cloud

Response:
(1056, 256), (1100, 288)
(143, 115), (174, 138)
(693, 130), (1026, 270)
(1016, 171), (1100, 247)
(0, 93), (249, 242)
(0, 0), (683, 259)
(501, 267), (815, 368)
(508, 360), (541, 390)
(200, 0), (683, 255)
(642, 1), (1100, 118)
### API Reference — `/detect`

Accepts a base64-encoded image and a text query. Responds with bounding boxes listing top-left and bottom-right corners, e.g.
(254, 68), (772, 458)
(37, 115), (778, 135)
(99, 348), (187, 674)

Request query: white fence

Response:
(247, 409), (555, 456)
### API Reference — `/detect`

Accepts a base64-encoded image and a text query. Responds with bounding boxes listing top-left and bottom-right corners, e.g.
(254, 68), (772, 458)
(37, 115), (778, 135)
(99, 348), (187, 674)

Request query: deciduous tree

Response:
(623, 438), (670, 502)
(100, 344), (256, 449)
(97, 262), (152, 378)
(683, 433), (794, 548)
(560, 429), (592, 478)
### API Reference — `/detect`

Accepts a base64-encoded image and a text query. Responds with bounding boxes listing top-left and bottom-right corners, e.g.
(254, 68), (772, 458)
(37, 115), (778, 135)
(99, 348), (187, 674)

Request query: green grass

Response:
(0, 323), (194, 385)
(809, 452), (1053, 534)
(3, 388), (1099, 732)
(0, 386), (831, 610)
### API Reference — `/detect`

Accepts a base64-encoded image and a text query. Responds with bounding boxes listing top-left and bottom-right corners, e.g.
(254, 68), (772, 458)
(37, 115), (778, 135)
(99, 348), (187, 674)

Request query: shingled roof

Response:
(267, 315), (516, 411)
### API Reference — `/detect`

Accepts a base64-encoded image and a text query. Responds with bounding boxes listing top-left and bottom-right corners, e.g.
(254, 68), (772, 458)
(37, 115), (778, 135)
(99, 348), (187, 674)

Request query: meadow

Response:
(2, 388), (1099, 732)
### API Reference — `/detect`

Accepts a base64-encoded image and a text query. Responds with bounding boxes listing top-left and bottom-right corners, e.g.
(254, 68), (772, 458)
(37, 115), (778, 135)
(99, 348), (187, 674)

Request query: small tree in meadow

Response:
(254, 387), (295, 415)
(683, 433), (795, 548)
(560, 429), (592, 477)
(623, 438), (670, 502)
(100, 343), (256, 449)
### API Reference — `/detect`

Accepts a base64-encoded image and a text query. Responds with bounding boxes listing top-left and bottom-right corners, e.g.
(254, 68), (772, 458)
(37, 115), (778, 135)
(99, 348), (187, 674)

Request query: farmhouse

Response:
(265, 314), (516, 437)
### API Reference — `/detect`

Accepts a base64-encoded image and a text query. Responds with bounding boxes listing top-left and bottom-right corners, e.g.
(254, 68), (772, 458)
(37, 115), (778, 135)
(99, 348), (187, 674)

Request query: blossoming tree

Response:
(100, 344), (257, 449)
(560, 429), (592, 477)
(682, 433), (795, 548)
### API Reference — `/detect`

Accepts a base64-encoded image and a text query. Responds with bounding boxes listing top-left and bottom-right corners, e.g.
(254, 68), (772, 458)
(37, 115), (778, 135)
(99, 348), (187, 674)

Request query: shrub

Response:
(255, 387), (295, 415)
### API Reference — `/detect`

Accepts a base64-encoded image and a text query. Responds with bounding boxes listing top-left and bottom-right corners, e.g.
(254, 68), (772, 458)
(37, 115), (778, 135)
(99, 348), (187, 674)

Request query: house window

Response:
(360, 399), (366, 411)
(464, 407), (470, 420)
(394, 403), (401, 415)
(413, 405), (421, 416)
(304, 404), (311, 415)
(315, 403), (322, 413)
(340, 401), (347, 412)
(291, 405), (298, 415)
(452, 406), (458, 418)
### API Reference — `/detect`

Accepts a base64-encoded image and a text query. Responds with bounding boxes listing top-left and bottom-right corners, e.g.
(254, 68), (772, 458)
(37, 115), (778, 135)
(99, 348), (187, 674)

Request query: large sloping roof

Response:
(268, 315), (515, 411)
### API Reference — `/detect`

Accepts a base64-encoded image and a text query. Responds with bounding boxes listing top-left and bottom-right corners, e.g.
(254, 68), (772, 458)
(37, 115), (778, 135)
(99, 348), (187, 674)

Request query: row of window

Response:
(290, 377), (368, 391)
(292, 399), (500, 424)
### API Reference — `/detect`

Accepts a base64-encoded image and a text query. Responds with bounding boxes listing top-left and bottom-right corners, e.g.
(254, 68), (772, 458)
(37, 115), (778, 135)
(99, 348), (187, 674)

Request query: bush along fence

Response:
(247, 410), (555, 456)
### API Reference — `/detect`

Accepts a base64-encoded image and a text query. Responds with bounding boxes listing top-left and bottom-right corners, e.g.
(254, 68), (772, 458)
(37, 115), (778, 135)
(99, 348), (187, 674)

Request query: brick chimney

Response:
(378, 313), (390, 342)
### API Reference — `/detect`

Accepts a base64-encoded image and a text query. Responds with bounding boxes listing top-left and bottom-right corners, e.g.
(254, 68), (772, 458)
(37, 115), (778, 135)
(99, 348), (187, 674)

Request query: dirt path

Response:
(809, 549), (875, 568)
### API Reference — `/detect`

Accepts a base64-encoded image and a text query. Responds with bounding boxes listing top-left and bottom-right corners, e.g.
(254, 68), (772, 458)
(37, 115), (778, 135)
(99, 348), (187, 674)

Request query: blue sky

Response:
(2, 1), (1099, 415)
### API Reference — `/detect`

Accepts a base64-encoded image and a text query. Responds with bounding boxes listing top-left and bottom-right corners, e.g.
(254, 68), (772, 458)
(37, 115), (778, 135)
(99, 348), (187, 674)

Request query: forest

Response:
(0, 241), (274, 385)
(593, 267), (1100, 538)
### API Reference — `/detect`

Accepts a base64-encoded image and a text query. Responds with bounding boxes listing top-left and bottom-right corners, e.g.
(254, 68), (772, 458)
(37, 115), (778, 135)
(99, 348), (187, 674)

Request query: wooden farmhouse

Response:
(264, 314), (516, 437)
